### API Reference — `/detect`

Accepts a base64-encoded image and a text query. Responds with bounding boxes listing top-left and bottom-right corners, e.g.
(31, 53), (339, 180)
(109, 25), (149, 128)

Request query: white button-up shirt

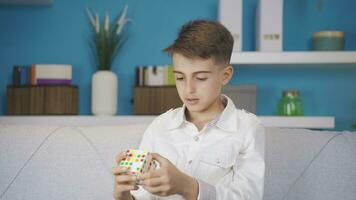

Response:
(132, 95), (265, 200)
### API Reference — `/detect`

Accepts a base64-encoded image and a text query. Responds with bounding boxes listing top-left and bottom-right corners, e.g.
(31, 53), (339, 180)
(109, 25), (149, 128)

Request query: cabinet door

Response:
(133, 87), (182, 115)
(6, 86), (78, 115)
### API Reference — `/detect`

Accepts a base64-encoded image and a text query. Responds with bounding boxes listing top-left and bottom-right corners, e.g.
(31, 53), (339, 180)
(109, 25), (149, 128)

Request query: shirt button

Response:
(193, 136), (199, 142)
(188, 160), (193, 164)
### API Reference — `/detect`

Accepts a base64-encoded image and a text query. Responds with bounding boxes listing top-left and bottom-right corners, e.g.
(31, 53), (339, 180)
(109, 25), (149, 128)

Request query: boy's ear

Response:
(222, 65), (233, 85)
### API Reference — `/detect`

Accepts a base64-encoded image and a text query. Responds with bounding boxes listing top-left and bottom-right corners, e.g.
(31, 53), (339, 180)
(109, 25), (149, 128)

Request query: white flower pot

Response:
(91, 70), (118, 116)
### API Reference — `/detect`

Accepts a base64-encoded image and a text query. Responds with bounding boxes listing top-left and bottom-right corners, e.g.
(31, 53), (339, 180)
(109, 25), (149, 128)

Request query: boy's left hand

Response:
(138, 153), (198, 200)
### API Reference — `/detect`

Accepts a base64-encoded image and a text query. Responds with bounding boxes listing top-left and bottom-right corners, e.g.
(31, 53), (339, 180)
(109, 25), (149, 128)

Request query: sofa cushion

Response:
(264, 128), (338, 200)
(264, 128), (356, 200)
(0, 125), (60, 198)
(284, 131), (356, 200)
(0, 124), (148, 200)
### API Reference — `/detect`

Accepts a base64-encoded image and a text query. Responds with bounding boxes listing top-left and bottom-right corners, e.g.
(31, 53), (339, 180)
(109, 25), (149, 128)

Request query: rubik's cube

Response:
(119, 149), (157, 177)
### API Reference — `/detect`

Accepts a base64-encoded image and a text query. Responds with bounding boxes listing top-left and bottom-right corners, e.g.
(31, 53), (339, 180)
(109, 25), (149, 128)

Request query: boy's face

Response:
(172, 53), (233, 114)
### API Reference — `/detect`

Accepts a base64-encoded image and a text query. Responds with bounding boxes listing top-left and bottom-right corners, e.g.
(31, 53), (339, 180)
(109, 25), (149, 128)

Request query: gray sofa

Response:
(0, 123), (355, 200)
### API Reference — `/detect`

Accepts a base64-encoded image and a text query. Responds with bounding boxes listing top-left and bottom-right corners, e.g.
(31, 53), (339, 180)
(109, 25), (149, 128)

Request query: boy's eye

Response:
(175, 77), (184, 81)
(196, 77), (207, 81)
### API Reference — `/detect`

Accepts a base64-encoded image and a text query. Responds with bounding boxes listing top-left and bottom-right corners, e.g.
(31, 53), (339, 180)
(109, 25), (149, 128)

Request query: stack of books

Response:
(12, 64), (72, 86)
(135, 65), (175, 86)
(7, 64), (77, 115)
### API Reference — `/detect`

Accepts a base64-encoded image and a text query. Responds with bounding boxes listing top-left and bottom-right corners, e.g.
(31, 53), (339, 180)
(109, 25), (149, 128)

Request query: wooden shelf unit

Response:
(230, 51), (356, 65)
(6, 85), (78, 115)
(133, 86), (182, 115)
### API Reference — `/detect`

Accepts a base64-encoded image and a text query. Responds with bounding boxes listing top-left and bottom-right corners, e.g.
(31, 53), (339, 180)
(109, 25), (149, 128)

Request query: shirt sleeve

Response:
(197, 179), (217, 200)
(130, 120), (157, 200)
(198, 122), (265, 200)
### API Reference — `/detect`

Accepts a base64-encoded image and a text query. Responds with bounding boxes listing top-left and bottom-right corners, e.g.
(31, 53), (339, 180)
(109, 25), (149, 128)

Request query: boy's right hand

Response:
(112, 151), (139, 200)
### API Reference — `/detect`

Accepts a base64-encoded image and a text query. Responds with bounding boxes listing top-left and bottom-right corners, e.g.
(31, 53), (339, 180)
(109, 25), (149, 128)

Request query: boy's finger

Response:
(150, 153), (168, 166)
(115, 151), (127, 163)
(143, 185), (166, 195)
(139, 168), (163, 180)
(112, 166), (129, 175)
(115, 184), (138, 193)
(115, 174), (138, 184)
(139, 176), (162, 187)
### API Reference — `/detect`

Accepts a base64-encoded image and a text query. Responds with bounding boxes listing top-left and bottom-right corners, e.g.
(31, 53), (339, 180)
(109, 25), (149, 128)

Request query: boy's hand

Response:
(112, 151), (138, 200)
(138, 153), (199, 200)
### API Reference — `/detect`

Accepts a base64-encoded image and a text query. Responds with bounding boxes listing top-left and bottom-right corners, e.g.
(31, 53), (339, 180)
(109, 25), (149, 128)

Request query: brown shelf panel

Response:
(6, 85), (78, 115)
(134, 86), (182, 115)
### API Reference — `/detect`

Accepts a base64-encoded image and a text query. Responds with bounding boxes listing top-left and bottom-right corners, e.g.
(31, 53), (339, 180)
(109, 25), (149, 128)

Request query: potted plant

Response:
(86, 5), (131, 116)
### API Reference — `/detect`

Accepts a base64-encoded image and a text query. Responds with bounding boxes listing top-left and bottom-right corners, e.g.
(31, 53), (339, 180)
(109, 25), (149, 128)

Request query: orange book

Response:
(31, 64), (36, 85)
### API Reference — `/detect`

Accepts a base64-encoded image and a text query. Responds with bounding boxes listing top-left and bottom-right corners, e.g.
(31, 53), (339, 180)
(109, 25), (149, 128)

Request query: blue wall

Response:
(0, 0), (355, 130)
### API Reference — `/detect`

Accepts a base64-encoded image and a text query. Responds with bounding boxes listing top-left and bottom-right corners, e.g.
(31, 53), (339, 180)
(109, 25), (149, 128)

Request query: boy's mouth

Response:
(186, 98), (199, 105)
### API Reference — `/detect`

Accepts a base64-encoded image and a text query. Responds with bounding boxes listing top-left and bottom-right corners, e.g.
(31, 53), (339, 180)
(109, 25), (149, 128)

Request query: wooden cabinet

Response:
(133, 85), (257, 115)
(7, 85), (78, 115)
(133, 86), (182, 115)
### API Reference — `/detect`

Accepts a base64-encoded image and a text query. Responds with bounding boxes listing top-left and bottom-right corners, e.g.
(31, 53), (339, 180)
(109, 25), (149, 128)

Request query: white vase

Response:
(91, 70), (118, 116)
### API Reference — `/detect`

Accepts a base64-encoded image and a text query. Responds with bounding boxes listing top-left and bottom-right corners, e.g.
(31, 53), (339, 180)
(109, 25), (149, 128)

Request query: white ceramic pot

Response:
(91, 70), (118, 116)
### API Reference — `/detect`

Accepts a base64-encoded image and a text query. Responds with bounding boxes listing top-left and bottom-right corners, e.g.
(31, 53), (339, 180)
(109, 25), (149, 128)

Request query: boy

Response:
(112, 20), (265, 200)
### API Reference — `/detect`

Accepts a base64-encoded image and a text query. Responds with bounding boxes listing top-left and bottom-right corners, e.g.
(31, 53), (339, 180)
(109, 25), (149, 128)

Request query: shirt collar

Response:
(167, 104), (186, 130)
(167, 94), (238, 132)
(215, 95), (238, 132)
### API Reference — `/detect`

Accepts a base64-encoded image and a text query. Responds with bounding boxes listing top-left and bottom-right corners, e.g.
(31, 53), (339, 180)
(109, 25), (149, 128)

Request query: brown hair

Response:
(164, 19), (234, 66)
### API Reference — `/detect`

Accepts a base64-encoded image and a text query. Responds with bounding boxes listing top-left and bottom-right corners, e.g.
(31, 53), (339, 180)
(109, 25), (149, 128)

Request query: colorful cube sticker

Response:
(118, 149), (158, 177)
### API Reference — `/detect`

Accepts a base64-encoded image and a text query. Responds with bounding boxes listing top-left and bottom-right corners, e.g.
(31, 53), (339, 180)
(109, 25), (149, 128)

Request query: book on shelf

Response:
(35, 64), (72, 80)
(165, 66), (175, 86)
(30, 65), (36, 85)
(12, 64), (72, 86)
(20, 66), (29, 85)
(37, 79), (72, 85)
(146, 66), (164, 86)
(219, 0), (243, 52)
(12, 65), (21, 85)
(135, 65), (175, 87)
(256, 0), (283, 51)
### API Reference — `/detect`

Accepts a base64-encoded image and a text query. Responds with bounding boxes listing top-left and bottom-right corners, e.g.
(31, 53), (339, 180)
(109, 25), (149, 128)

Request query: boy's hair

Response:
(164, 19), (234, 66)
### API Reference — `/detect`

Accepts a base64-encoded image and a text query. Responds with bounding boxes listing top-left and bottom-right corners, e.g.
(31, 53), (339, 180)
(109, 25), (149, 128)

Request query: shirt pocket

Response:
(195, 149), (236, 184)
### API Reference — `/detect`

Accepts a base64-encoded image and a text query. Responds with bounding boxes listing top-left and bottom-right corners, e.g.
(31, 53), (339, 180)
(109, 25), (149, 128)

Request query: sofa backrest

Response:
(0, 124), (355, 200)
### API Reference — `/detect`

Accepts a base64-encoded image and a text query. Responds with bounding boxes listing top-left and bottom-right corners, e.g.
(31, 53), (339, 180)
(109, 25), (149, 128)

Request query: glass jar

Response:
(277, 90), (304, 116)
(312, 30), (345, 51)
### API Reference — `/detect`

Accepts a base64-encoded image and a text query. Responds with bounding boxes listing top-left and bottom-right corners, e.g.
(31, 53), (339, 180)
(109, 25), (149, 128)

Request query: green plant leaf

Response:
(86, 6), (131, 71)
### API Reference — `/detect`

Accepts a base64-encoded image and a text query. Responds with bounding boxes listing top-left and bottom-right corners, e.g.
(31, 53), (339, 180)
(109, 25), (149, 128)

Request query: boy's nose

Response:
(185, 79), (196, 94)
